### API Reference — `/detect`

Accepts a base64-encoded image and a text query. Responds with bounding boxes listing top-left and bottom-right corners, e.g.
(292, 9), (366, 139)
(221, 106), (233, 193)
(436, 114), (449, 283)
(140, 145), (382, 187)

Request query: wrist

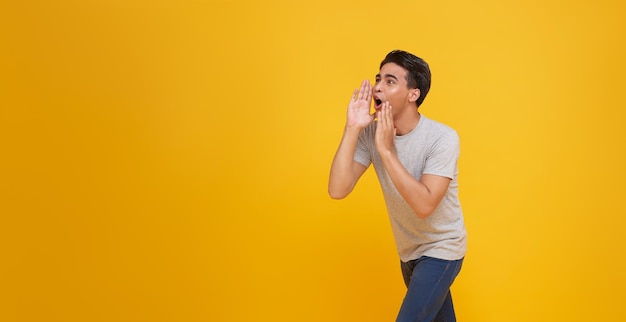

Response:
(344, 124), (364, 135)
(377, 146), (395, 161)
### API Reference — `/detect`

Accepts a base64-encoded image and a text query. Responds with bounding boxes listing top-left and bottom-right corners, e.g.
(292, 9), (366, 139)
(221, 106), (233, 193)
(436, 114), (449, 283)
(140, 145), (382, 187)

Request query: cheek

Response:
(386, 88), (405, 105)
(385, 87), (399, 99)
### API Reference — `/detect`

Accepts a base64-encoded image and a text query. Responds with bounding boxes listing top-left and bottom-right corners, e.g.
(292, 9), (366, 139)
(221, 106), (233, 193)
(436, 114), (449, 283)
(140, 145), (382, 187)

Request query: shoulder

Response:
(421, 116), (459, 143)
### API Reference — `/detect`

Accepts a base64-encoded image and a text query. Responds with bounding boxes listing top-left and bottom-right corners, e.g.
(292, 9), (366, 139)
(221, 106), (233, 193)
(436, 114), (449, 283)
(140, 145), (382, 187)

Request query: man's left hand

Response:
(375, 101), (396, 156)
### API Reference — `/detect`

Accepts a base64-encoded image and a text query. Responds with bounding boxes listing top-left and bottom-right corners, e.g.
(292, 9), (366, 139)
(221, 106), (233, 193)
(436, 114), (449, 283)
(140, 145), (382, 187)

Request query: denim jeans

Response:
(396, 256), (464, 322)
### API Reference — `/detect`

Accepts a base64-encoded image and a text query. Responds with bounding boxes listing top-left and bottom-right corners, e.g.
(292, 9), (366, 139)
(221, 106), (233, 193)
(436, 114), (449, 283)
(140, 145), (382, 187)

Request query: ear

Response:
(408, 88), (421, 103)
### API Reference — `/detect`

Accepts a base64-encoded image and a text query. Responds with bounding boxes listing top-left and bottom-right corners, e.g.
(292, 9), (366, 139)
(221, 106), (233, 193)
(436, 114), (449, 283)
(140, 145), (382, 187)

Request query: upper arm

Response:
(352, 160), (369, 185)
(328, 159), (369, 200)
(420, 174), (452, 210)
(422, 130), (459, 181)
(414, 131), (458, 217)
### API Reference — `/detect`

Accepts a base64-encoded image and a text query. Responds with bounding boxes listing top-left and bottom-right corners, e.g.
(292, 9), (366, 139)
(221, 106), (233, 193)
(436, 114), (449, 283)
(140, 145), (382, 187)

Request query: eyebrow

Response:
(376, 73), (398, 80)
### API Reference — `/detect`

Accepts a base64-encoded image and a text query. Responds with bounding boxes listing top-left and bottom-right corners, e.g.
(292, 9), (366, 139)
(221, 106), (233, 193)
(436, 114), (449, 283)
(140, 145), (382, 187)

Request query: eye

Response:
(387, 79), (395, 85)
(375, 78), (381, 83)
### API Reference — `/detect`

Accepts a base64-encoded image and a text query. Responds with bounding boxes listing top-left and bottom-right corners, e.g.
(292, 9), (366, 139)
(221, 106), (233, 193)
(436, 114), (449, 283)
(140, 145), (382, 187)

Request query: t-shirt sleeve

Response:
(423, 130), (460, 180)
(353, 126), (372, 167)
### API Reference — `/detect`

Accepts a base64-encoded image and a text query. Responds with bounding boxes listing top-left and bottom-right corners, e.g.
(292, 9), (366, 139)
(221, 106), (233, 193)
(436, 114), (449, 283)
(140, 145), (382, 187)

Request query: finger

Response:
(357, 80), (367, 100)
(375, 112), (382, 139)
(351, 89), (358, 101)
(383, 102), (393, 128)
(387, 102), (393, 130)
(379, 102), (388, 128)
(365, 82), (372, 102)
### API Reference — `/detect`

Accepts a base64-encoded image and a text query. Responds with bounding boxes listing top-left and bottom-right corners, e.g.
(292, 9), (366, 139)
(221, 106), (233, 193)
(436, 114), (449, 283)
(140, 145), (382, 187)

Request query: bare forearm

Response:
(328, 126), (362, 199)
(330, 80), (374, 199)
(379, 151), (443, 218)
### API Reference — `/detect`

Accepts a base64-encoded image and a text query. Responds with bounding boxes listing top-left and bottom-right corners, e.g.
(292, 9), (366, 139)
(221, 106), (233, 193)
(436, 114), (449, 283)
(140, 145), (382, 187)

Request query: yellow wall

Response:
(2, 0), (625, 321)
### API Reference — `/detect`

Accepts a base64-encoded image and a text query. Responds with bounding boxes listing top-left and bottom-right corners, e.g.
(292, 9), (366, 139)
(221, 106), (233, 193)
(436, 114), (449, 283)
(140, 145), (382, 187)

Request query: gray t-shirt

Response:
(354, 115), (467, 262)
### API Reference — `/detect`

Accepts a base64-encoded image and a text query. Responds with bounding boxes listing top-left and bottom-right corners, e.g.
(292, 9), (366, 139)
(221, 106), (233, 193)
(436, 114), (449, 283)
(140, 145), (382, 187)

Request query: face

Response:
(372, 63), (420, 114)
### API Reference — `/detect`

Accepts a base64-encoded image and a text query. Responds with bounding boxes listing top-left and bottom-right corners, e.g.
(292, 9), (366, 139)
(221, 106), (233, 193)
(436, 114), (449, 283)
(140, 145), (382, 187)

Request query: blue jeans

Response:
(396, 256), (464, 322)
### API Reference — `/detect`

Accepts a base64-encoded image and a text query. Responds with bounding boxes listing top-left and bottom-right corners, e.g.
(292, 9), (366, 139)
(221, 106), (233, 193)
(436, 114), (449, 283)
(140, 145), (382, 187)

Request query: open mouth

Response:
(374, 97), (383, 109)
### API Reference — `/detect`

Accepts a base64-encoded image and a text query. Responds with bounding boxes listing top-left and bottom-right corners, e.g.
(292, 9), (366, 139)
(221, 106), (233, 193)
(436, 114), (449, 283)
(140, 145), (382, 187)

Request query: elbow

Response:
(328, 188), (348, 200)
(415, 211), (432, 219)
(328, 183), (351, 199)
(414, 205), (436, 219)
(328, 180), (353, 200)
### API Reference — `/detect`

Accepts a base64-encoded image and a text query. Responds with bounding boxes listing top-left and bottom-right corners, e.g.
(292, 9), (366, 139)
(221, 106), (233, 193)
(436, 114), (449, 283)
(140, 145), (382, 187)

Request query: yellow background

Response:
(2, 0), (625, 321)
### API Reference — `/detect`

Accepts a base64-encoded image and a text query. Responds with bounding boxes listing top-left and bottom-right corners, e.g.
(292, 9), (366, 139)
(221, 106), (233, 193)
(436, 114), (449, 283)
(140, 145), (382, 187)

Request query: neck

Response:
(393, 108), (421, 136)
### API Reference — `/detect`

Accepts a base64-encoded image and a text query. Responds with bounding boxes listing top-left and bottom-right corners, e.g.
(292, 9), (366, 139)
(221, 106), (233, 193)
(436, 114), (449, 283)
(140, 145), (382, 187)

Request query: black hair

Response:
(379, 50), (431, 107)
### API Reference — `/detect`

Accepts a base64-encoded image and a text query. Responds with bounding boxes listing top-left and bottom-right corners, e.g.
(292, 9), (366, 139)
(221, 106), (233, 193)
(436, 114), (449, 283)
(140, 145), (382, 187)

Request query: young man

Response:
(328, 50), (467, 322)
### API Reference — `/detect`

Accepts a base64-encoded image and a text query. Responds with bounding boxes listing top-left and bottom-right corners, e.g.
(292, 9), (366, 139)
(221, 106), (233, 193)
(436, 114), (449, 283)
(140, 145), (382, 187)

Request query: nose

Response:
(373, 81), (382, 93)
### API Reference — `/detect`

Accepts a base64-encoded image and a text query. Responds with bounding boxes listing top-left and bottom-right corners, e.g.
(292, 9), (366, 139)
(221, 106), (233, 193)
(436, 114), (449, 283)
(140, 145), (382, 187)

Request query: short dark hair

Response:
(379, 50), (431, 107)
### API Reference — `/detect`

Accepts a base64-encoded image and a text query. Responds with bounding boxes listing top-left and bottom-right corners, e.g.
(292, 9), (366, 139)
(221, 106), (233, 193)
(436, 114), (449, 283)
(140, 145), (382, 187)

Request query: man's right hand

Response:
(329, 80), (373, 199)
(346, 80), (375, 129)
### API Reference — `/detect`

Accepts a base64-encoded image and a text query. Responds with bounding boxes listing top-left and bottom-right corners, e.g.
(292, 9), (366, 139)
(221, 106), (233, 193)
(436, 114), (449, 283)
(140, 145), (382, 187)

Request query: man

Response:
(328, 50), (467, 322)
